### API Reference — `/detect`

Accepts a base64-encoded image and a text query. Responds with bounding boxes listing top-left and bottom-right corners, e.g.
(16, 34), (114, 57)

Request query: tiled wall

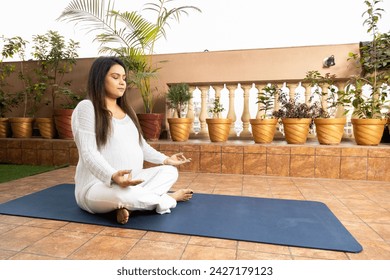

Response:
(1, 138), (389, 182)
(0, 139), (79, 166)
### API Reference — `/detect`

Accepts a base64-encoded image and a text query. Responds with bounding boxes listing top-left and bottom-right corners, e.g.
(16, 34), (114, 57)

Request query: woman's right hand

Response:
(111, 170), (144, 188)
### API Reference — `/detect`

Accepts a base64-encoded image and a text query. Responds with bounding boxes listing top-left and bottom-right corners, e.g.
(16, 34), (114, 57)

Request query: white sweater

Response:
(71, 100), (168, 212)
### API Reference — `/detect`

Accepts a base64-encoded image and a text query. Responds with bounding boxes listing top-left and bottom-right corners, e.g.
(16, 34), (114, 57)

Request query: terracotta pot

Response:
(167, 118), (192, 141)
(314, 117), (346, 145)
(137, 113), (164, 141)
(54, 109), (74, 139)
(35, 117), (56, 139)
(250, 118), (278, 143)
(206, 118), (232, 142)
(9, 117), (34, 138)
(351, 118), (387, 146)
(0, 118), (11, 138)
(281, 118), (312, 144)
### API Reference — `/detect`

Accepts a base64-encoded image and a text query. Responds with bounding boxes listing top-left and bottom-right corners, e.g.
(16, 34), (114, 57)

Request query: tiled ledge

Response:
(1, 138), (390, 182)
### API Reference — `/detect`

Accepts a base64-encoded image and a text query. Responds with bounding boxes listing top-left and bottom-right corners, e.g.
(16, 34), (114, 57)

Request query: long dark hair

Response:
(87, 56), (143, 149)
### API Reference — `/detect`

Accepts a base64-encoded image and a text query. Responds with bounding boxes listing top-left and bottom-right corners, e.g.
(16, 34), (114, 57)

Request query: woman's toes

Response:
(116, 208), (130, 224)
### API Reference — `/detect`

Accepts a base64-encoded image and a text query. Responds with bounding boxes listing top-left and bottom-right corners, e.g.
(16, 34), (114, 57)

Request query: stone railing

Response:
(166, 79), (357, 140)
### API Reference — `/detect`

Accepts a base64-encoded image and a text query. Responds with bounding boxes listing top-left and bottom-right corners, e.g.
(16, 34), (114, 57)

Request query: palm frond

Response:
(58, 0), (115, 32)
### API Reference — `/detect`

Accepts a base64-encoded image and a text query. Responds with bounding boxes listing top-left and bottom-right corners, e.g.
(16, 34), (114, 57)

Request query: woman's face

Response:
(104, 64), (127, 100)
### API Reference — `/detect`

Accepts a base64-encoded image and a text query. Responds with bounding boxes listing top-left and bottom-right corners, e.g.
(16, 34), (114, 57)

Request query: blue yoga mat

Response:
(0, 184), (362, 253)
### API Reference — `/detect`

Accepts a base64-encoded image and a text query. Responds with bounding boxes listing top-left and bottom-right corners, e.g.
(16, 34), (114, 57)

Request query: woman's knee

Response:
(161, 164), (179, 179)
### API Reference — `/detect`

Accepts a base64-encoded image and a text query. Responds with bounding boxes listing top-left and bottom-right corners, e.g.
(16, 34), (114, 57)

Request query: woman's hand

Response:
(111, 170), (144, 188)
(163, 153), (192, 166)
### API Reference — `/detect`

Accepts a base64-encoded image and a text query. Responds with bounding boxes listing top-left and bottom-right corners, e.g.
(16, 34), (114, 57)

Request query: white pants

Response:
(85, 165), (178, 214)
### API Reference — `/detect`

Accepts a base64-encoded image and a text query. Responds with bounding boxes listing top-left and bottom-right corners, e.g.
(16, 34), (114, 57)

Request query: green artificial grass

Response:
(0, 164), (67, 183)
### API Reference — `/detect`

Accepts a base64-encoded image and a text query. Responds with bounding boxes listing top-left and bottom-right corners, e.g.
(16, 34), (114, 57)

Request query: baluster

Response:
(305, 82), (312, 105)
(295, 82), (305, 104)
(249, 83), (258, 122)
(186, 86), (196, 135)
(289, 83), (297, 102)
(321, 85), (329, 112)
(335, 81), (346, 118)
(274, 83), (284, 139)
(194, 85), (209, 139)
(187, 86), (195, 120)
(226, 84), (237, 138)
(240, 84), (252, 139)
(255, 83), (265, 119)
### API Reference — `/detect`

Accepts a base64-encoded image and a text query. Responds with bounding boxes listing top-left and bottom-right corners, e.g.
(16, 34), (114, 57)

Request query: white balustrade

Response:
(167, 79), (387, 141)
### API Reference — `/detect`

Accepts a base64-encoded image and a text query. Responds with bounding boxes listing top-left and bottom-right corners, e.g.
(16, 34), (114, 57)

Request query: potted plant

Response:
(272, 91), (317, 144)
(166, 83), (193, 141)
(304, 71), (346, 145)
(58, 0), (201, 140)
(32, 30), (80, 139)
(249, 83), (278, 143)
(54, 89), (85, 139)
(337, 0), (389, 145)
(0, 49), (19, 138)
(1, 36), (42, 138)
(206, 97), (232, 142)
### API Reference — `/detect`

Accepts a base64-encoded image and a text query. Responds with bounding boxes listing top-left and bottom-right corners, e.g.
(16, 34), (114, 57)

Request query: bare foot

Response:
(169, 189), (193, 202)
(116, 208), (131, 224)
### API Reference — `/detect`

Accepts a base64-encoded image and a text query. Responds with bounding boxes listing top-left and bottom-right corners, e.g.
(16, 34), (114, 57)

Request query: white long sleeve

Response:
(71, 100), (168, 212)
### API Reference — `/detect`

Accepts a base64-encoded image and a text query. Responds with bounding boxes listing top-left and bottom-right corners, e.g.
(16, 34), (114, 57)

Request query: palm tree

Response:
(58, 0), (201, 113)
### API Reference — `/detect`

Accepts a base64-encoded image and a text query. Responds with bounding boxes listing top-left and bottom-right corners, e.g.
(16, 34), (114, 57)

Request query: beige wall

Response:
(4, 43), (360, 117)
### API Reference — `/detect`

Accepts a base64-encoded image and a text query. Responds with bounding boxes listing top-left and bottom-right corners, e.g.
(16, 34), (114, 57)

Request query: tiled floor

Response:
(0, 166), (389, 260)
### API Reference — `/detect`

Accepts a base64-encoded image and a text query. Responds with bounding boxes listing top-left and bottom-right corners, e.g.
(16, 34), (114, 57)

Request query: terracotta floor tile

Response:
(68, 235), (138, 260)
(9, 252), (63, 260)
(347, 240), (390, 260)
(181, 244), (236, 260)
(368, 223), (390, 242)
(238, 241), (290, 256)
(237, 249), (292, 260)
(124, 240), (185, 260)
(60, 222), (105, 234)
(0, 223), (17, 235)
(1, 166), (390, 260)
(100, 228), (146, 239)
(22, 229), (94, 258)
(342, 221), (383, 242)
(0, 226), (55, 251)
(0, 214), (33, 225)
(24, 218), (68, 229)
(352, 210), (390, 224)
(288, 247), (349, 260)
(0, 249), (17, 260)
(142, 232), (190, 244)
(188, 236), (237, 249)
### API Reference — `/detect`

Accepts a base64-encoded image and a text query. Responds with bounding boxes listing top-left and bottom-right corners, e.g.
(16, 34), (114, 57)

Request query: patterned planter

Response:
(250, 118), (278, 143)
(281, 118), (312, 144)
(9, 117), (34, 138)
(137, 113), (164, 141)
(206, 118), (232, 142)
(168, 118), (192, 141)
(314, 117), (346, 145)
(352, 118), (387, 146)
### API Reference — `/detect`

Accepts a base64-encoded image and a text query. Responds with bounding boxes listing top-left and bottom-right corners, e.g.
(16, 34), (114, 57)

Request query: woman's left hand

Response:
(163, 153), (191, 166)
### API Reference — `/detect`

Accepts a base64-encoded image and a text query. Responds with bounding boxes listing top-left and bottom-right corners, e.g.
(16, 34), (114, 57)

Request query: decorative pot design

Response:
(35, 117), (56, 139)
(281, 118), (312, 144)
(137, 113), (164, 141)
(250, 118), (278, 144)
(0, 118), (11, 138)
(351, 118), (387, 146)
(9, 117), (34, 138)
(54, 109), (74, 139)
(167, 118), (192, 141)
(206, 118), (232, 142)
(314, 117), (346, 145)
